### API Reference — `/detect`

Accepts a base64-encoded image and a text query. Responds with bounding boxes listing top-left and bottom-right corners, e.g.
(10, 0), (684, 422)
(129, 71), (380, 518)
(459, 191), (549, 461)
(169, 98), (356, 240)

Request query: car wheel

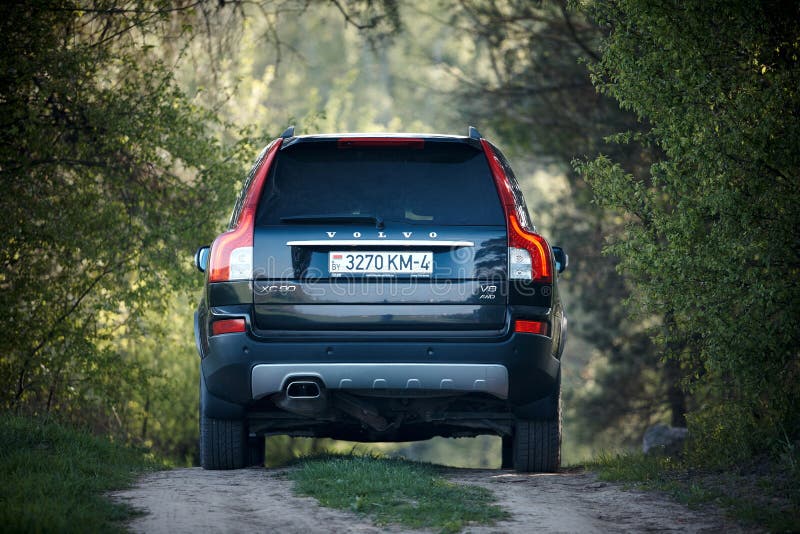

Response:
(200, 414), (247, 470)
(513, 384), (561, 473)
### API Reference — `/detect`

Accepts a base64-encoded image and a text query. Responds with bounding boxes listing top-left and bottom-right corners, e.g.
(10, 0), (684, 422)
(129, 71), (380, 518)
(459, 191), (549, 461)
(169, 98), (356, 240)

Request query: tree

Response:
(0, 1), (252, 428)
(579, 0), (800, 463)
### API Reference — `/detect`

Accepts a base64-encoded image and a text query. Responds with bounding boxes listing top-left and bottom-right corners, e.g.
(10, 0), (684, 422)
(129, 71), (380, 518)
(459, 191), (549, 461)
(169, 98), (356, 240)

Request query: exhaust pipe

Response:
(287, 381), (320, 399)
(273, 378), (328, 417)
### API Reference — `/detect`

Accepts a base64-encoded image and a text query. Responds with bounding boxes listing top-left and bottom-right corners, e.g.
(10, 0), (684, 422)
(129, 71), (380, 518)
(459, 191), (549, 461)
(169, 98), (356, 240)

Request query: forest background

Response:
(1, 0), (797, 471)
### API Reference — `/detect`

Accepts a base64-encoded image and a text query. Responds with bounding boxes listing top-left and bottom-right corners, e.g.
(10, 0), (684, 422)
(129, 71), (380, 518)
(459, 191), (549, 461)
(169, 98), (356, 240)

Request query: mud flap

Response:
(201, 369), (246, 420)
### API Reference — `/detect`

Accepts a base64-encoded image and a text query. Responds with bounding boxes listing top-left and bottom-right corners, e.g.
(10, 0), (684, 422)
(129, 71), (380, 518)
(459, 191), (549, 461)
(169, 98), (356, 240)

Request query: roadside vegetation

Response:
(592, 451), (800, 531)
(0, 414), (161, 533)
(577, 3), (800, 527)
(290, 454), (508, 533)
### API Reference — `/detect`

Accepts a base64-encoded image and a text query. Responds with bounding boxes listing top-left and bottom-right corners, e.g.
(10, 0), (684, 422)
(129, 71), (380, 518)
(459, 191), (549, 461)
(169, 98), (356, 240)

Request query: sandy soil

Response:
(111, 466), (750, 533)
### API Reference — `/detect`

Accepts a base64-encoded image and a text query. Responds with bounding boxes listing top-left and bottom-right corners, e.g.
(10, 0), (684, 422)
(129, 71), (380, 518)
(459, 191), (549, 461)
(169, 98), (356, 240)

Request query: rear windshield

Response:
(256, 141), (505, 226)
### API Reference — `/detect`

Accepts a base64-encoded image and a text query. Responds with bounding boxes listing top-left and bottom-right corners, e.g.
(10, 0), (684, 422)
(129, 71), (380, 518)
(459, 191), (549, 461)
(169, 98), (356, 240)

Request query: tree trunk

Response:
(664, 311), (687, 427)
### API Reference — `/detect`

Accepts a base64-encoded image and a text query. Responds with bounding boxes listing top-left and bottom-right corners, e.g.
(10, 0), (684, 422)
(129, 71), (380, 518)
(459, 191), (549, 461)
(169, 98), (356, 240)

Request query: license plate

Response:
(329, 251), (433, 275)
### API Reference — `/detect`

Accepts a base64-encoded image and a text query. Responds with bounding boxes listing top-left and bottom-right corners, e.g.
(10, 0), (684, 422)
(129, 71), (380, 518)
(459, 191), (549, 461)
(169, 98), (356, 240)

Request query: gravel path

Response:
(111, 466), (750, 533)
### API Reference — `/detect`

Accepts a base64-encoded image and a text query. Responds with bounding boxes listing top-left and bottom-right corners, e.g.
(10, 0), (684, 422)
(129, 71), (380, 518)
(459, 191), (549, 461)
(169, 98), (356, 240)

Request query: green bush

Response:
(579, 0), (800, 465)
(685, 403), (762, 468)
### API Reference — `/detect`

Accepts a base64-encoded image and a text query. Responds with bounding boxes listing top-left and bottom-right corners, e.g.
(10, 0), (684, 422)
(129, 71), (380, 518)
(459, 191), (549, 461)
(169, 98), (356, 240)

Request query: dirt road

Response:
(112, 467), (747, 533)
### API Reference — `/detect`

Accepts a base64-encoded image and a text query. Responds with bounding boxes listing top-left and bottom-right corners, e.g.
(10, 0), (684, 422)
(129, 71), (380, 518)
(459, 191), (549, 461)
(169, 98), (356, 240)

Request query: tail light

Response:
(481, 140), (552, 283)
(507, 213), (551, 282)
(208, 139), (282, 282)
(211, 318), (247, 336)
(514, 320), (549, 336)
(338, 137), (424, 149)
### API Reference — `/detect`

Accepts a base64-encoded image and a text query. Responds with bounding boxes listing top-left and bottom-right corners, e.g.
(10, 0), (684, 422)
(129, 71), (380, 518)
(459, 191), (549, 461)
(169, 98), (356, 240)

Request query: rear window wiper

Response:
(280, 214), (385, 229)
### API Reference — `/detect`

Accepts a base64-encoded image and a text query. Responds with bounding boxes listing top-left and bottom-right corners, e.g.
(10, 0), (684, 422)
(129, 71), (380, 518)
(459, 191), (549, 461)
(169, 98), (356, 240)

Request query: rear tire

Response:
(513, 418), (561, 472)
(200, 414), (247, 470)
(513, 382), (562, 473)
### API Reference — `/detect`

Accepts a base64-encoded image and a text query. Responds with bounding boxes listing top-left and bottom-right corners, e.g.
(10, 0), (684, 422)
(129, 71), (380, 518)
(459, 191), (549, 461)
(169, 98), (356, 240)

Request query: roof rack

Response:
(280, 125), (295, 138)
(468, 126), (482, 140)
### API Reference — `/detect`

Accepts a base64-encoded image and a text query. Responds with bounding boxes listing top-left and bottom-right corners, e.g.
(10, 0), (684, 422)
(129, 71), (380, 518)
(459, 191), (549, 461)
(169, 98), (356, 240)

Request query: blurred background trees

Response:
(2, 0), (796, 468)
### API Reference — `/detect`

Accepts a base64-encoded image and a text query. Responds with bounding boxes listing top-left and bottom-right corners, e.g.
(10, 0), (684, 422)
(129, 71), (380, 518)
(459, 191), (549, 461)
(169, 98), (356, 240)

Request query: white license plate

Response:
(329, 251), (433, 275)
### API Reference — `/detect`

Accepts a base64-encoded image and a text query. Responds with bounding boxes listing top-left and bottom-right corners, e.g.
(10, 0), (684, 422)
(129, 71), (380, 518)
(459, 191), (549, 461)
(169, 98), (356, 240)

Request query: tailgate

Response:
(251, 138), (509, 333)
(252, 225), (507, 331)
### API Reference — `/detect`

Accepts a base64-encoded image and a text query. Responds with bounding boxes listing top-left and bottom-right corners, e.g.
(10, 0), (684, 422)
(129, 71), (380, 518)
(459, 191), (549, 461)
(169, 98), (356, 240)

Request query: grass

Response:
(0, 413), (162, 533)
(289, 454), (509, 533)
(591, 451), (800, 532)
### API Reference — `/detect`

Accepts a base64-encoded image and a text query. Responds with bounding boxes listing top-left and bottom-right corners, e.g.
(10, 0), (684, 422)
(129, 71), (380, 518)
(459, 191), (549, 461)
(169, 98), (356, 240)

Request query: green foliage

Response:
(592, 451), (800, 531)
(113, 299), (202, 464)
(592, 450), (684, 484)
(0, 1), (253, 437)
(684, 403), (761, 468)
(0, 414), (161, 532)
(579, 0), (800, 460)
(290, 454), (509, 532)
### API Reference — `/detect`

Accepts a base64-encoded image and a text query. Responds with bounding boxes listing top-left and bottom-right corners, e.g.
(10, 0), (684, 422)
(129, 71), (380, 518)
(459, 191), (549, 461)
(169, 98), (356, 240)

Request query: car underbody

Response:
(248, 389), (515, 442)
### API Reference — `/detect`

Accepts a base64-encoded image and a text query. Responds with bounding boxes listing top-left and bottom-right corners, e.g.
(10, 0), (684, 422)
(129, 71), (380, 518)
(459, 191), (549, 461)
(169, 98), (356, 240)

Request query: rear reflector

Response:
(337, 137), (424, 149)
(212, 318), (246, 336)
(514, 320), (549, 336)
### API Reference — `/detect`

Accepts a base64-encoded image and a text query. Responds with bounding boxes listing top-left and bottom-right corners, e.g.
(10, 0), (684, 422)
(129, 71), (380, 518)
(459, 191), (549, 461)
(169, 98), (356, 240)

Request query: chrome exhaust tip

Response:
(286, 380), (321, 399)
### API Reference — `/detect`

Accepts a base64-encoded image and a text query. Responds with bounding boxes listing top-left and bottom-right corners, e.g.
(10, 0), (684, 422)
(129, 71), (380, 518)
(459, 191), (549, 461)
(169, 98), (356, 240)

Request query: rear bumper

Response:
(201, 330), (560, 413)
(251, 363), (509, 399)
